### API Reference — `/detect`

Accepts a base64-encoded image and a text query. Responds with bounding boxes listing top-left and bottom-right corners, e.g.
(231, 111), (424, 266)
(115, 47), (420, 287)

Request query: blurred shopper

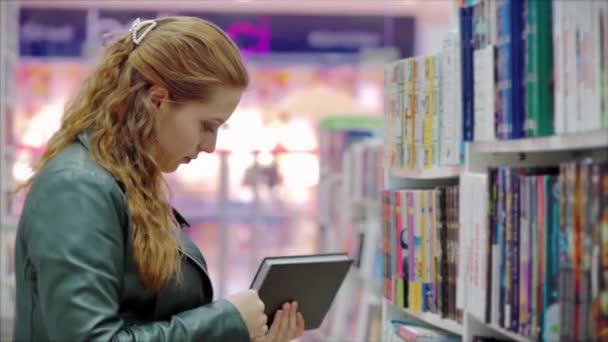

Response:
(12, 16), (303, 342)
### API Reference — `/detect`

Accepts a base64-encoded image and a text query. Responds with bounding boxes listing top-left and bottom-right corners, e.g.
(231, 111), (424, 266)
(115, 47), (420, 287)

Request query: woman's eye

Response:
(201, 123), (215, 133)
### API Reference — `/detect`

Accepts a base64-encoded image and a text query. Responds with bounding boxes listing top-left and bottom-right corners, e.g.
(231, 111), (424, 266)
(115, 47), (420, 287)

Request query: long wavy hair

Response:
(20, 16), (249, 292)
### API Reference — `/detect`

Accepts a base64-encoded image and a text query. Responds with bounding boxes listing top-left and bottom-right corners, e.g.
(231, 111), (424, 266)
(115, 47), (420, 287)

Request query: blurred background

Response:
(0, 0), (457, 340)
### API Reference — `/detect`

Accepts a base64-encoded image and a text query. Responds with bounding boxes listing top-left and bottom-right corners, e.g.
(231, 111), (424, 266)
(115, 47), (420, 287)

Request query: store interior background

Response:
(0, 0), (456, 339)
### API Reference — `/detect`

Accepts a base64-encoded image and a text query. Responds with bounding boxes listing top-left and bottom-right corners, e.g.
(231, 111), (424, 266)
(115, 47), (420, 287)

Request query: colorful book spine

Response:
(525, 0), (554, 137)
(400, 190), (410, 309)
(519, 175), (529, 336)
(544, 174), (560, 341)
(382, 190), (392, 300)
(409, 191), (423, 312)
(498, 167), (507, 327)
(395, 191), (405, 308)
(511, 169), (521, 333)
(459, 5), (475, 142)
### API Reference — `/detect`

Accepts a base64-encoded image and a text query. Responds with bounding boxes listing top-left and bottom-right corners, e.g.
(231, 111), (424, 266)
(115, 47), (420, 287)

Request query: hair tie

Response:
(130, 18), (157, 45)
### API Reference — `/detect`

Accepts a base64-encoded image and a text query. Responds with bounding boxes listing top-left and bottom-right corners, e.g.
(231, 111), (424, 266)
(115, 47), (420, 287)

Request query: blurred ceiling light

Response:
(12, 160), (34, 183)
(279, 118), (317, 151)
(21, 101), (64, 148)
(274, 85), (364, 119)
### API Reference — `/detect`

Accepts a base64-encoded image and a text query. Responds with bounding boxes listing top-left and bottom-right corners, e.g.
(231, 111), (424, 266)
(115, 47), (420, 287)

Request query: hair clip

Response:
(130, 18), (158, 45)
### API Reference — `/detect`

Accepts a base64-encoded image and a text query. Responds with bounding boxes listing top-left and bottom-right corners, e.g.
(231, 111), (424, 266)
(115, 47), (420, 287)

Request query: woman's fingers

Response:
(266, 309), (282, 341)
(288, 302), (298, 338)
(295, 312), (305, 338)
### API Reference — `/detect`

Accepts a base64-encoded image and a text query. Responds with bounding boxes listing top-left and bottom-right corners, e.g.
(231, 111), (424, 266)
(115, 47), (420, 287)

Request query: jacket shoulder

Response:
(26, 143), (126, 213)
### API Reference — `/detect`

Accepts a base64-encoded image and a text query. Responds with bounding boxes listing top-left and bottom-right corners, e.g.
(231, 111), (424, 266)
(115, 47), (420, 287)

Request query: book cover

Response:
(250, 253), (352, 330)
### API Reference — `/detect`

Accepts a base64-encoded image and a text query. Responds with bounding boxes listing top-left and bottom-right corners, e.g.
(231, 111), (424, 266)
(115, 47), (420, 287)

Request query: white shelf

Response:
(390, 166), (462, 179)
(388, 301), (463, 336)
(471, 129), (608, 153)
(486, 323), (534, 342)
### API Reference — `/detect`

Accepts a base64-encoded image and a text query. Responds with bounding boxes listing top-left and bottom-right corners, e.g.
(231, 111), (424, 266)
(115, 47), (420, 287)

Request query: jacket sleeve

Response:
(24, 169), (250, 342)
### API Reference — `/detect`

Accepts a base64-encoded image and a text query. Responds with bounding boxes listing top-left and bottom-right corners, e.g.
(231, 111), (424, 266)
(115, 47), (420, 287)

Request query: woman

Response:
(12, 16), (304, 342)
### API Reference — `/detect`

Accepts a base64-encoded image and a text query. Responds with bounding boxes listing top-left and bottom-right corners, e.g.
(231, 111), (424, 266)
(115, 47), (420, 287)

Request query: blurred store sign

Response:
(19, 8), (415, 58)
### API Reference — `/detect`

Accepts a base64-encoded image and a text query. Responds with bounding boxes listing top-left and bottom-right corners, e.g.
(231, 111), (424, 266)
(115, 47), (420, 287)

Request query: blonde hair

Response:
(21, 16), (249, 292)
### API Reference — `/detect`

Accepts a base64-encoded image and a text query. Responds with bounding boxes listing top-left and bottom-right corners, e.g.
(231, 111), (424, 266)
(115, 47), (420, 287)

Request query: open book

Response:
(250, 253), (352, 330)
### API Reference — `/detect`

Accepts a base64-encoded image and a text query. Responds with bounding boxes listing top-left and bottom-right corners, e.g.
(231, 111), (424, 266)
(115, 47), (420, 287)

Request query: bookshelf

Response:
(471, 129), (608, 154)
(380, 0), (608, 341)
(399, 305), (464, 336)
(390, 166), (462, 179)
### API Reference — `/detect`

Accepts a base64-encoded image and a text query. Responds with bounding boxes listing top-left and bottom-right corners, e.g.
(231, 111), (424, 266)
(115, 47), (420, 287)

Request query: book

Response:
(250, 253), (352, 330)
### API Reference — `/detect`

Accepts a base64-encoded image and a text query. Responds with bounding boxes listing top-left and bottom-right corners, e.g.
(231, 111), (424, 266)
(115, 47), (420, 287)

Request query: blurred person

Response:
(12, 16), (304, 342)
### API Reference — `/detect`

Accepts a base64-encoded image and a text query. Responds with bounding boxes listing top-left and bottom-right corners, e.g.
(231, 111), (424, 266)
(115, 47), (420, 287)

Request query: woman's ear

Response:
(148, 85), (169, 109)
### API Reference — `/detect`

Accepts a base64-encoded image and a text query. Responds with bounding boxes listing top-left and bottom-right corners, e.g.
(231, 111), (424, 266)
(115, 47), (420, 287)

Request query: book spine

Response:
(590, 163), (608, 338)
(495, 1), (510, 139)
(519, 175), (529, 335)
(382, 190), (392, 301)
(400, 190), (410, 309)
(552, 0), (564, 133)
(511, 169), (521, 333)
(525, 0), (554, 137)
(543, 175), (560, 342)
(489, 168), (500, 325)
(408, 191), (418, 310)
(421, 190), (430, 312)
(429, 190), (437, 314)
(504, 167), (513, 329)
(454, 186), (463, 322)
(439, 187), (449, 318)
(395, 191), (405, 308)
(535, 175), (544, 340)
(460, 5), (475, 142)
(498, 167), (507, 327)
(423, 57), (435, 170)
(413, 191), (424, 312)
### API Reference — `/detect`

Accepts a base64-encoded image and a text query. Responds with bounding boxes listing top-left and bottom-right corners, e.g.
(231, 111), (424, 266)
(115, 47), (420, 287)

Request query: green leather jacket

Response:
(13, 131), (250, 341)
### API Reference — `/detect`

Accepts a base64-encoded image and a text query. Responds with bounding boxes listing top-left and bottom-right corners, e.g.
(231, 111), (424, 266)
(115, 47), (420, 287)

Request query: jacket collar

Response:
(75, 129), (191, 229)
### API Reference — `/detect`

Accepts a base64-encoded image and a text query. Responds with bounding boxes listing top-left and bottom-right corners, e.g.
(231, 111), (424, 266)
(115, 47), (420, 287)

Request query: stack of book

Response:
(381, 186), (462, 323)
(461, 0), (608, 140)
(459, 160), (608, 341)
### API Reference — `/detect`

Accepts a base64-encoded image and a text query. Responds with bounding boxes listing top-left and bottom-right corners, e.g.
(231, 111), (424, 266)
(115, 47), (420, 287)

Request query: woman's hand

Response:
(252, 302), (305, 342)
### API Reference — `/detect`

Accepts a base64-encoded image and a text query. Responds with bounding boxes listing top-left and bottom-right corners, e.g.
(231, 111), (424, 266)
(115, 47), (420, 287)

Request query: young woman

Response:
(12, 16), (304, 342)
